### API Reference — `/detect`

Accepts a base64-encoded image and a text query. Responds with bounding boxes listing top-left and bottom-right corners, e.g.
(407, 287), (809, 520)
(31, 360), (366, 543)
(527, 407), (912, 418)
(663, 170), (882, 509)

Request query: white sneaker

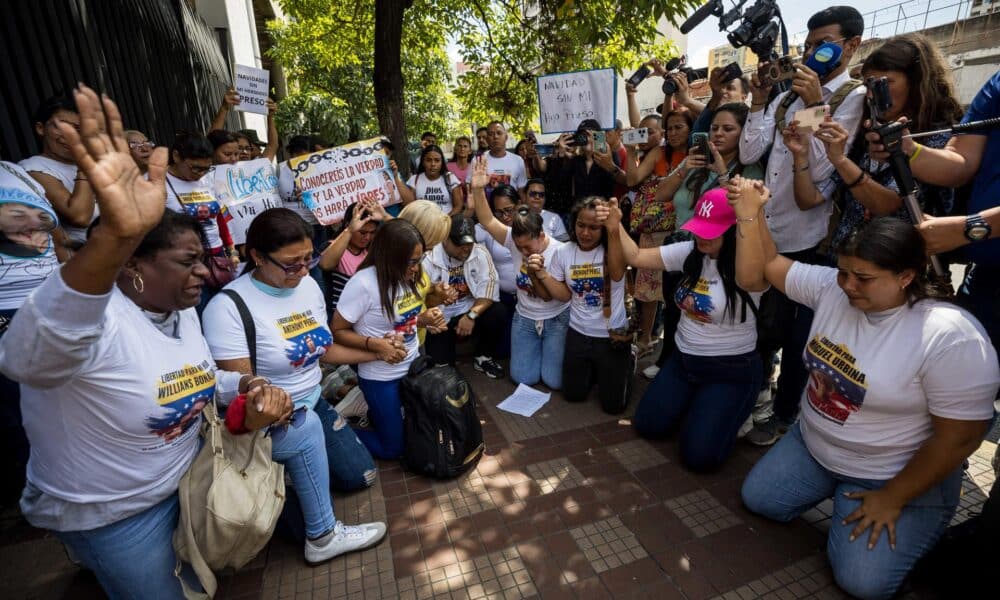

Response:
(334, 387), (368, 420)
(642, 365), (660, 380)
(304, 521), (387, 565)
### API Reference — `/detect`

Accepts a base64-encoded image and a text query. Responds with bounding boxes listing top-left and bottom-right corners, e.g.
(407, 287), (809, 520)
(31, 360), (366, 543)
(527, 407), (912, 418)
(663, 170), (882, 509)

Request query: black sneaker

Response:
(474, 356), (505, 379)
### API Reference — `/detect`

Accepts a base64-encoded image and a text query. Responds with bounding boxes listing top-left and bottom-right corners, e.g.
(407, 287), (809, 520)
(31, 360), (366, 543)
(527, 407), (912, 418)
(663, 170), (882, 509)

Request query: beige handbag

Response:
(173, 397), (285, 598)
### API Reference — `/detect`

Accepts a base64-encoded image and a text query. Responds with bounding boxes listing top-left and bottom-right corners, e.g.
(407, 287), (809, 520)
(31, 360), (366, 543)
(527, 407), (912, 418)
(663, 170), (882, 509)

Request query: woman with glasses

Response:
(523, 178), (569, 242)
(203, 209), (390, 555)
(164, 131), (239, 311)
(125, 130), (155, 174)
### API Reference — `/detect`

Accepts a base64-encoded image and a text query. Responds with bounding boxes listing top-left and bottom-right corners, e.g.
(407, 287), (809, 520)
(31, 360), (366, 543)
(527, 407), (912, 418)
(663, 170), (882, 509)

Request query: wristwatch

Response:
(466, 309), (479, 321)
(964, 214), (992, 242)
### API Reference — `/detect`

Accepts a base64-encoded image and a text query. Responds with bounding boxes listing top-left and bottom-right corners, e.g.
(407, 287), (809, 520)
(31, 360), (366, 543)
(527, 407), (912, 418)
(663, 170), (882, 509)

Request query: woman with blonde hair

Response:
(398, 199), (450, 250)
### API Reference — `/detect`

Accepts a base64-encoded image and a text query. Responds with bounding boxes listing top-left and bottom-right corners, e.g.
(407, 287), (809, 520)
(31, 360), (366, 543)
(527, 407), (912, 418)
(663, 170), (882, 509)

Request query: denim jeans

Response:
(561, 327), (633, 414)
(56, 494), (197, 599)
(270, 408), (337, 539)
(495, 291), (517, 359)
(509, 309), (569, 389)
(741, 423), (963, 600)
(312, 397), (377, 490)
(635, 350), (761, 472)
(356, 377), (404, 460)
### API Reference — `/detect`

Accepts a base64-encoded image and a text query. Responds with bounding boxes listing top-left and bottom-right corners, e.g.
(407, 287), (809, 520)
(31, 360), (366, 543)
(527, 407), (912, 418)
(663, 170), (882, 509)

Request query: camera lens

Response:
(662, 78), (678, 95)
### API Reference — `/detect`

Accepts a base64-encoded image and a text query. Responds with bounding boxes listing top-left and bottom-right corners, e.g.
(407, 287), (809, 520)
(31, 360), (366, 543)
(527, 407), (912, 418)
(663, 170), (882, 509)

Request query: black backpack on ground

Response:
(400, 357), (484, 479)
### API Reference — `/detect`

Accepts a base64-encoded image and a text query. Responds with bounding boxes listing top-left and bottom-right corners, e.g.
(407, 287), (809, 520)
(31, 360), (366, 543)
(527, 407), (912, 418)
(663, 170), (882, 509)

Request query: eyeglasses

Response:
(129, 141), (155, 150)
(407, 257), (422, 267)
(265, 253), (321, 275)
(801, 37), (847, 55)
(527, 190), (546, 198)
(185, 162), (212, 176)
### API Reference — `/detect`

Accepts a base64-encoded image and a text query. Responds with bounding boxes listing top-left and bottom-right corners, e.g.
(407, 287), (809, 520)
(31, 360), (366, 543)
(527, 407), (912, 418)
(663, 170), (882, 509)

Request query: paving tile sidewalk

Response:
(0, 360), (994, 599)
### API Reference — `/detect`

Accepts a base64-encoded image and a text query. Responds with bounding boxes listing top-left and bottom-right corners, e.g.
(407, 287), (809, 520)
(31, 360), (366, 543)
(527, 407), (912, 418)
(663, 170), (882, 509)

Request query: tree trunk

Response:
(374, 0), (412, 179)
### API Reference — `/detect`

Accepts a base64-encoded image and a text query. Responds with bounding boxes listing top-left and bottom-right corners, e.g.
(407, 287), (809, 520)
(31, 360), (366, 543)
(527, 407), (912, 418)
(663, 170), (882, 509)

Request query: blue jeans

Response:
(634, 351), (761, 472)
(741, 423), (963, 600)
(312, 397), (377, 490)
(356, 377), (404, 460)
(270, 409), (337, 539)
(510, 309), (569, 389)
(56, 494), (196, 599)
(496, 291), (517, 359)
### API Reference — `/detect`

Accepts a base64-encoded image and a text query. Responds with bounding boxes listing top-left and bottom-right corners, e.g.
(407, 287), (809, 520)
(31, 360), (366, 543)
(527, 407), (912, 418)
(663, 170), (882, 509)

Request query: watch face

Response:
(969, 226), (990, 241)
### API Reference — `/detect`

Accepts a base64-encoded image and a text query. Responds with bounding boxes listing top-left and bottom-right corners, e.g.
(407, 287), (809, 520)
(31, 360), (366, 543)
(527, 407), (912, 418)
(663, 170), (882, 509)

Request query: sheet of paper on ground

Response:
(213, 159), (281, 244)
(288, 138), (398, 225)
(497, 384), (551, 418)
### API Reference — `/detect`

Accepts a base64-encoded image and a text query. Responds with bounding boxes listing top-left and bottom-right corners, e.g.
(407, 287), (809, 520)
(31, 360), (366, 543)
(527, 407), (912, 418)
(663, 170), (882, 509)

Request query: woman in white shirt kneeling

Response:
(730, 176), (999, 600)
(611, 187), (764, 472)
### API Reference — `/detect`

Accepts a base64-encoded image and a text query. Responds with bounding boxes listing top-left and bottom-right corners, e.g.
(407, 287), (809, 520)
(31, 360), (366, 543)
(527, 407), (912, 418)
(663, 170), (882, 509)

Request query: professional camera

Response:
(661, 55), (709, 95)
(761, 55), (797, 86)
(866, 76), (892, 126)
(681, 0), (787, 62)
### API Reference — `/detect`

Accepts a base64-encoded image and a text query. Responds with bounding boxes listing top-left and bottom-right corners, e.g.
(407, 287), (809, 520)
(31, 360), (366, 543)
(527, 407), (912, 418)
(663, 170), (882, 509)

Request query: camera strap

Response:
(775, 79), (862, 132)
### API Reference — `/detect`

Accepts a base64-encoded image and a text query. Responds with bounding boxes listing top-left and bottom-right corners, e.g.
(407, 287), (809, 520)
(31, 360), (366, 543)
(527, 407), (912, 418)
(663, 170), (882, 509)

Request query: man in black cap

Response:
(421, 214), (508, 377)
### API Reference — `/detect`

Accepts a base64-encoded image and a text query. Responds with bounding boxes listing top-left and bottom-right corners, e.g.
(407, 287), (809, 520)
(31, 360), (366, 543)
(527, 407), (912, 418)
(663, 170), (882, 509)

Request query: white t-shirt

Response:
(540, 209), (569, 242)
(421, 243), (498, 320)
(335, 266), (421, 381)
(504, 229), (567, 321)
(661, 242), (761, 356)
(476, 225), (515, 294)
(0, 162), (60, 311)
(406, 172), (460, 214)
(0, 272), (240, 530)
(465, 151), (528, 195)
(165, 171), (225, 249)
(786, 263), (1000, 480)
(278, 162), (318, 225)
(19, 154), (98, 244)
(202, 275), (333, 407)
(549, 243), (626, 337)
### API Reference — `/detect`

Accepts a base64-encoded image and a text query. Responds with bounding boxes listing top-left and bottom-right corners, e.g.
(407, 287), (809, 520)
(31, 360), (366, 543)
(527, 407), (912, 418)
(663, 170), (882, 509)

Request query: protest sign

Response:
(536, 68), (616, 134)
(234, 65), (269, 115)
(214, 159), (282, 244)
(289, 137), (398, 225)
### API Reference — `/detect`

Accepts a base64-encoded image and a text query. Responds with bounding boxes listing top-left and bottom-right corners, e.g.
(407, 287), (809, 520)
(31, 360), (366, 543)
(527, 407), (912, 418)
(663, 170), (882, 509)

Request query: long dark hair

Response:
(567, 197), (609, 249)
(241, 208), (313, 275)
(489, 184), (520, 209)
(685, 103), (749, 207)
(679, 225), (740, 322)
(835, 217), (950, 305)
(360, 219), (425, 320)
(416, 144), (451, 184)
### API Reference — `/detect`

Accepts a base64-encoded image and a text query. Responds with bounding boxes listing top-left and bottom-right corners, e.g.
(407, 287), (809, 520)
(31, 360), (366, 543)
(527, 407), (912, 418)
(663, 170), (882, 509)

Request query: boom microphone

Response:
(680, 0), (721, 35)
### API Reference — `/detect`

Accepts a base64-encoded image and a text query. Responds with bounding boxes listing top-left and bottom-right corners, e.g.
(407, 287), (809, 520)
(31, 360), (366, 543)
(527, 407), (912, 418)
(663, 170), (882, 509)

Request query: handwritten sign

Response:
(536, 68), (616, 134)
(214, 159), (281, 244)
(289, 137), (398, 225)
(234, 65), (269, 115)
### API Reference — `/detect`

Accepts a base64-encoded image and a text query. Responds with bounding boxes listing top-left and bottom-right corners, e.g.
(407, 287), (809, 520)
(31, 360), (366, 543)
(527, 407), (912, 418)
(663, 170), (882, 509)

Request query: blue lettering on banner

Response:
(227, 166), (279, 200)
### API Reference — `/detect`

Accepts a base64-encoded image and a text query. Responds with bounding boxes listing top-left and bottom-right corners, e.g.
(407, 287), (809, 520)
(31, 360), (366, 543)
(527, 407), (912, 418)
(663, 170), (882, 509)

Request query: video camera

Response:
(680, 0), (787, 62)
(661, 56), (709, 95)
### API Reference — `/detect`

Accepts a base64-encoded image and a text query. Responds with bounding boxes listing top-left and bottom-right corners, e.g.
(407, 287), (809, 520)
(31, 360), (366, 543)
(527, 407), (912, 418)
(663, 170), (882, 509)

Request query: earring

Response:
(132, 272), (145, 294)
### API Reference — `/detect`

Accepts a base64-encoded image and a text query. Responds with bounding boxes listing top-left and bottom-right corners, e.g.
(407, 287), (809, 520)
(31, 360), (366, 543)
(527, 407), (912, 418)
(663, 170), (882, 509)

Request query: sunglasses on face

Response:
(265, 253), (321, 275)
(527, 190), (546, 198)
(129, 141), (155, 150)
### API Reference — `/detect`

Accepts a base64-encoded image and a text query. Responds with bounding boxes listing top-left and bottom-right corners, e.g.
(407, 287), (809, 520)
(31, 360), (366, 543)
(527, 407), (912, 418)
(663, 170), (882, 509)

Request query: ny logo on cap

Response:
(699, 200), (714, 219)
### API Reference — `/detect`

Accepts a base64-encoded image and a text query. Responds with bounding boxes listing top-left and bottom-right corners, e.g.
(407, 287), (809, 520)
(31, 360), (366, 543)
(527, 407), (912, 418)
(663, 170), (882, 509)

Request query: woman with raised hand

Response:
(730, 175), (999, 600)
(0, 86), (295, 598)
(472, 156), (568, 389)
(609, 187), (764, 471)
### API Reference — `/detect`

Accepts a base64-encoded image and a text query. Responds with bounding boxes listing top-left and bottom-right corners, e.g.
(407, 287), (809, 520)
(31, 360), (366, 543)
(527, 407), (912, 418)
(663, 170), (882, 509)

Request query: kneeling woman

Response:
(332, 219), (446, 459)
(615, 187), (763, 472)
(730, 176), (998, 600)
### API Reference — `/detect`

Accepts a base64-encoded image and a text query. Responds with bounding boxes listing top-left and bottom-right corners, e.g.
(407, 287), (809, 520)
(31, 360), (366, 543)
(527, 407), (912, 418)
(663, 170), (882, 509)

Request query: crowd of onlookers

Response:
(2, 5), (1000, 599)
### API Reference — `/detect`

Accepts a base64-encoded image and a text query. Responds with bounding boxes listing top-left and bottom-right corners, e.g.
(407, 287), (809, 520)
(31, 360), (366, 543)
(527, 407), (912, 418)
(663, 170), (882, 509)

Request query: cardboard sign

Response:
(214, 159), (282, 244)
(536, 68), (616, 134)
(234, 65), (269, 115)
(289, 138), (397, 225)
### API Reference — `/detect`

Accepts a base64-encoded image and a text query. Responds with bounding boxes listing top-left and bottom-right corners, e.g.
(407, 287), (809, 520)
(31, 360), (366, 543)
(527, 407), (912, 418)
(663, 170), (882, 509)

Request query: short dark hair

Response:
(242, 208), (313, 274)
(287, 134), (312, 156)
(169, 131), (213, 164)
(807, 6), (864, 39)
(525, 178), (545, 190)
(421, 131), (436, 140)
(32, 92), (77, 129)
(476, 126), (488, 135)
(133, 210), (204, 260)
(736, 76), (750, 95)
(490, 183), (520, 206)
(577, 118), (602, 131)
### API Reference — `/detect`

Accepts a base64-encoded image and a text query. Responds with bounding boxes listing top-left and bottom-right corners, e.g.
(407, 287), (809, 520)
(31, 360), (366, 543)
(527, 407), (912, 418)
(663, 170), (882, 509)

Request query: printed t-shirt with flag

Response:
(0, 161), (60, 311)
(336, 266), (422, 381)
(202, 275), (334, 408)
(504, 229), (567, 321)
(549, 243), (626, 338)
(18, 154), (98, 245)
(785, 262), (1000, 480)
(421, 242), (498, 321)
(660, 241), (762, 357)
(165, 171), (231, 249)
(464, 152), (528, 198)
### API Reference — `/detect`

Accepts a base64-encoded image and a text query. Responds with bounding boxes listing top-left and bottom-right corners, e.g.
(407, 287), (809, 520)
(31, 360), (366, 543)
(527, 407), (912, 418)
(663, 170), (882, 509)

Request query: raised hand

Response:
(223, 87), (241, 108)
(266, 97), (277, 115)
(781, 121), (808, 158)
(729, 176), (770, 218)
(348, 205), (373, 233)
(470, 156), (489, 190)
(592, 199), (610, 225)
(605, 197), (623, 231)
(816, 119), (850, 165)
(61, 85), (167, 240)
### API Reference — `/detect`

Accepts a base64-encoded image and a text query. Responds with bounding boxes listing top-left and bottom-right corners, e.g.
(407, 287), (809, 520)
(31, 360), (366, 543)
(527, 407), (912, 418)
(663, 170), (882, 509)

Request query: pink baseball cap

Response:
(681, 188), (736, 240)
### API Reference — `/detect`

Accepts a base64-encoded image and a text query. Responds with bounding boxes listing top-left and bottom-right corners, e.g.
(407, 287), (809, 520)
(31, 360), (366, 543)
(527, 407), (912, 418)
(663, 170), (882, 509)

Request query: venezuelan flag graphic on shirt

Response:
(515, 264), (537, 297)
(394, 289), (423, 343)
(278, 310), (333, 368)
(568, 263), (603, 308)
(146, 360), (215, 442)
(803, 336), (868, 425)
(177, 190), (226, 222)
(674, 277), (714, 324)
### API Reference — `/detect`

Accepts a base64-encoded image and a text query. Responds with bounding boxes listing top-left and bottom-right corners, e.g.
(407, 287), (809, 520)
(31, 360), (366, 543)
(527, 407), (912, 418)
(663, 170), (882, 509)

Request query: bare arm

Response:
(28, 172), (95, 227)
(470, 157), (508, 244)
(210, 88), (239, 132)
(626, 146), (663, 188)
(626, 84), (641, 128)
(449, 184), (463, 216)
(263, 99), (280, 161)
(728, 177), (791, 294)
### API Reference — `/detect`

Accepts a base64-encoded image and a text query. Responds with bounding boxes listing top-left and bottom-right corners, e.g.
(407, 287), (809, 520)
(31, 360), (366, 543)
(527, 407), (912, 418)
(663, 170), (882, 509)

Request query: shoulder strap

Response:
(776, 79), (863, 131)
(220, 289), (257, 374)
(602, 249), (612, 320)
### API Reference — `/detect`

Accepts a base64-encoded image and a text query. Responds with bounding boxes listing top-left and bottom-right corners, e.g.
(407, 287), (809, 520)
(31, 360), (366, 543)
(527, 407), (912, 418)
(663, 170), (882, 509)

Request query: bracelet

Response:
(364, 337), (371, 351)
(806, 101), (824, 108)
(908, 143), (923, 163)
(847, 171), (867, 188)
(794, 163), (810, 173)
(240, 375), (270, 394)
(736, 216), (756, 223)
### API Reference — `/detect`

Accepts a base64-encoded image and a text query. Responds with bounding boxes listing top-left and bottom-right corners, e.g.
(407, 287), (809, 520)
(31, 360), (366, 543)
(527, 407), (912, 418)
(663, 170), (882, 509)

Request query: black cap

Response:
(449, 214), (476, 245)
